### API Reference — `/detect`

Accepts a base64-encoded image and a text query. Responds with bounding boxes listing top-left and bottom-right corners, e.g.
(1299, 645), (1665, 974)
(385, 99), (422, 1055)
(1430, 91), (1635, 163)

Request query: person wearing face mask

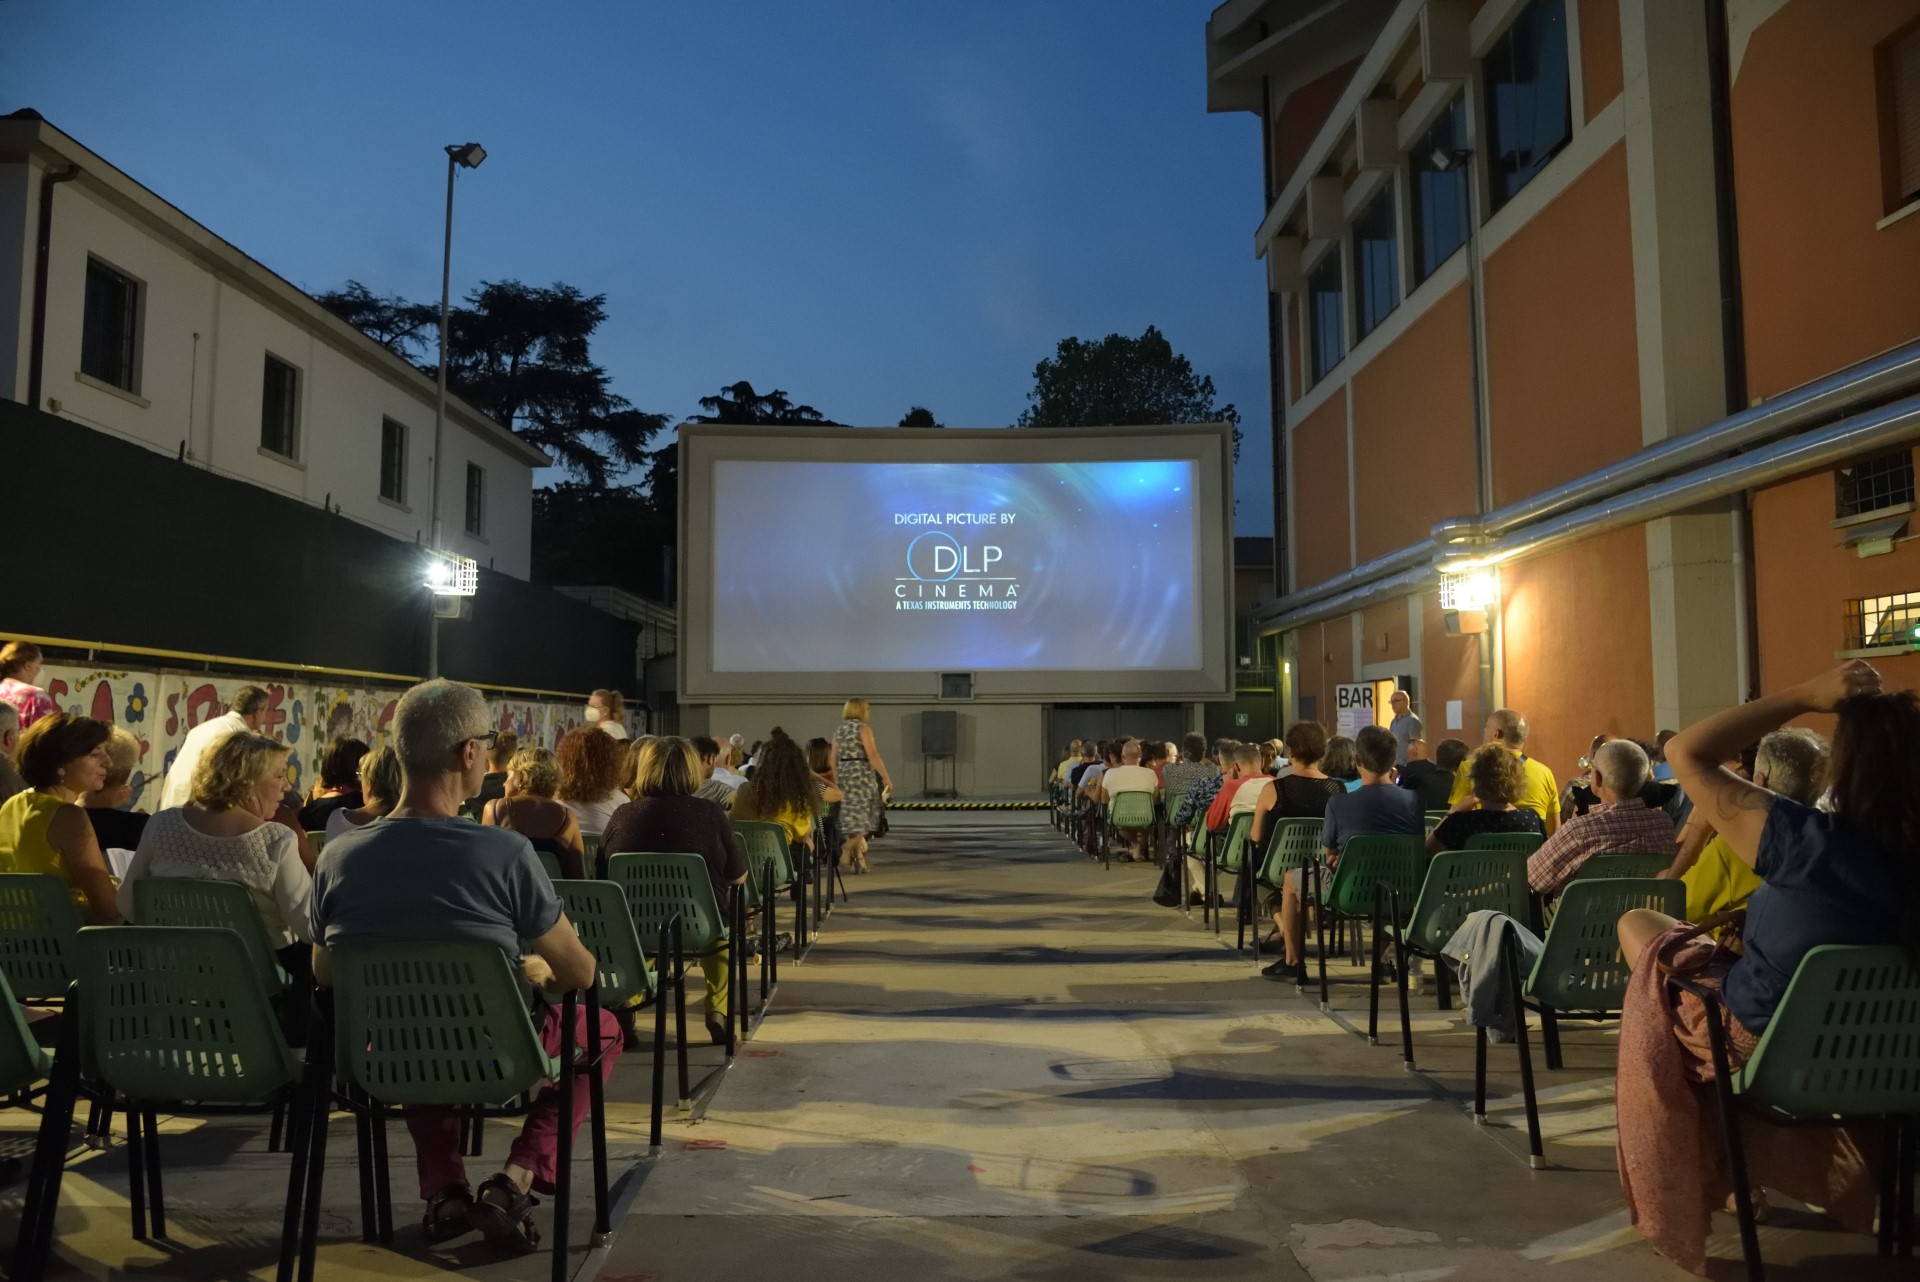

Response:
(118, 730), (314, 969)
(584, 689), (629, 740)
(0, 712), (122, 921)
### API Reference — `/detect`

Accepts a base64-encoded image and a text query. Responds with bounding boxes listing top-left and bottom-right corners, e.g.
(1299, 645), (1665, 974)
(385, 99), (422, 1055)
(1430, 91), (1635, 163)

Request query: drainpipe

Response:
(26, 163), (80, 411)
(1704, 0), (1759, 698)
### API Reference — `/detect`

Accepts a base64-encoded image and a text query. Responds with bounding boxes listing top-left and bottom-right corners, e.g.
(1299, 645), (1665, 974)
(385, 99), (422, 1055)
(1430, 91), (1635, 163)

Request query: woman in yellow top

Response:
(728, 730), (822, 849)
(0, 712), (123, 921)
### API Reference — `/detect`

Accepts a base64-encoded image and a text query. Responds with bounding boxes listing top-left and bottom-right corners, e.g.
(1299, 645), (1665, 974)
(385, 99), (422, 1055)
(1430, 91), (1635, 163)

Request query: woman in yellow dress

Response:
(0, 712), (122, 921)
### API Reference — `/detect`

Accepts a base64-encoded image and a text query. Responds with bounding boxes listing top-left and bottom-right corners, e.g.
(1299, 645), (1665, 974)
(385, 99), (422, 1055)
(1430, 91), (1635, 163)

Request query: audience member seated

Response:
(1428, 744), (1544, 854)
(601, 736), (748, 1043)
(118, 731), (313, 972)
(1560, 734), (1611, 819)
(804, 738), (845, 805)
(1139, 739), (1168, 788)
(1526, 739), (1673, 896)
(1250, 721), (1344, 976)
(83, 726), (150, 854)
(1447, 708), (1561, 834)
(1322, 727), (1423, 868)
(690, 736), (736, 806)
(299, 737), (369, 832)
(310, 678), (617, 1255)
(1614, 662), (1911, 1273)
(1397, 737), (1463, 813)
(728, 729), (822, 853)
(1067, 741), (1100, 791)
(466, 730), (518, 820)
(0, 703), (26, 804)
(1160, 732), (1216, 803)
(556, 726), (628, 838)
(1226, 743), (1273, 819)
(0, 713), (121, 921)
(1204, 745), (1257, 834)
(481, 746), (585, 878)
(1097, 739), (1159, 862)
(1078, 741), (1117, 803)
(159, 684), (270, 810)
(0, 641), (57, 731)
(1669, 728), (1828, 925)
(325, 745), (401, 844)
(1322, 736), (1360, 791)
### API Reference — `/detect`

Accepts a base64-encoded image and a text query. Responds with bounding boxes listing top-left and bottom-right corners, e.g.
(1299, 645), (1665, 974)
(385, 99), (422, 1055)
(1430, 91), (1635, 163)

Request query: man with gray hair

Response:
(1526, 738), (1676, 895)
(158, 684), (271, 810)
(1447, 707), (1562, 834)
(309, 679), (617, 1254)
(1672, 727), (1829, 921)
(0, 702), (24, 804)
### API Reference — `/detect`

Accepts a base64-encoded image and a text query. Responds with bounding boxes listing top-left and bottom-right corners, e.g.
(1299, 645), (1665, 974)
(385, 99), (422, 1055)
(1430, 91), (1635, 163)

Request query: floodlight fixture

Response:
(447, 142), (487, 169)
(1430, 146), (1473, 173)
(425, 549), (479, 597)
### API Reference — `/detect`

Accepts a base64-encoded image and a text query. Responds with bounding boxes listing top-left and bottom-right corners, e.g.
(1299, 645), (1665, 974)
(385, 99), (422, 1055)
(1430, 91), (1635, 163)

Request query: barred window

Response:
(1843, 591), (1920, 650)
(1835, 451), (1915, 519)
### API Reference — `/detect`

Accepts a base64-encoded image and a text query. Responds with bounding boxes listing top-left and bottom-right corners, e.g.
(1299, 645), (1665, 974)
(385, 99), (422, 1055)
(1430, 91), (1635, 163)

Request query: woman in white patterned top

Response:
(119, 730), (313, 952)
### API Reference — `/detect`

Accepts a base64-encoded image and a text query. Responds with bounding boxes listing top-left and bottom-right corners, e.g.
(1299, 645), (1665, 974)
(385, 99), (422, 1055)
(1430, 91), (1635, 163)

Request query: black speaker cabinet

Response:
(921, 710), (958, 756)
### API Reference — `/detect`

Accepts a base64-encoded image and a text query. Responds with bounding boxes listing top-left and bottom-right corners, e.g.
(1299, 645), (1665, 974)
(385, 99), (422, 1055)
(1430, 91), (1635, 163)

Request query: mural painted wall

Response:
(38, 665), (598, 810)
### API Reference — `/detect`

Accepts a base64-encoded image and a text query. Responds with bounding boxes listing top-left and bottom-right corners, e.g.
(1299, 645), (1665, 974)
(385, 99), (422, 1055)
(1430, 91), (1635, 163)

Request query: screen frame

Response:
(678, 423), (1235, 704)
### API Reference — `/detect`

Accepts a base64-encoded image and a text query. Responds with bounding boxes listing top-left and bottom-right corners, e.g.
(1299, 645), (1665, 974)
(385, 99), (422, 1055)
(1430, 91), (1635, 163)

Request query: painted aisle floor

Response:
(601, 812), (1887, 1282)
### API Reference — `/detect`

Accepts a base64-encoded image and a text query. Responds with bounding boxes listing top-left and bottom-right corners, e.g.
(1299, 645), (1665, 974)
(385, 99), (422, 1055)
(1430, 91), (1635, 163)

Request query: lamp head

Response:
(447, 142), (487, 169)
(1431, 146), (1472, 173)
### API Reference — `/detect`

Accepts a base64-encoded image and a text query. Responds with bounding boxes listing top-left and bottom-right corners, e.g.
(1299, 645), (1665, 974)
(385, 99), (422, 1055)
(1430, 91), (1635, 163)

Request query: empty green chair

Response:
(1477, 877), (1684, 1167)
(0, 874), (84, 1003)
(1464, 830), (1545, 858)
(1373, 850), (1531, 1067)
(306, 937), (610, 1278)
(1317, 835), (1425, 1009)
(1104, 791), (1156, 871)
(1676, 945), (1920, 1278)
(132, 877), (289, 995)
(1568, 852), (1673, 881)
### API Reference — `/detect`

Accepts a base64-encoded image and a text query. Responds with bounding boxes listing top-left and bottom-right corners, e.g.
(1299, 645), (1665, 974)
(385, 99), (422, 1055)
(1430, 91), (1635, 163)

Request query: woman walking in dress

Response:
(830, 698), (891, 873)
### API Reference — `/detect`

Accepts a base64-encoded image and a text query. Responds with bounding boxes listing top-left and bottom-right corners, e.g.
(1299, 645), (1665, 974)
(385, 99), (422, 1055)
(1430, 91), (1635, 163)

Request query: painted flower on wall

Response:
(124, 683), (148, 724)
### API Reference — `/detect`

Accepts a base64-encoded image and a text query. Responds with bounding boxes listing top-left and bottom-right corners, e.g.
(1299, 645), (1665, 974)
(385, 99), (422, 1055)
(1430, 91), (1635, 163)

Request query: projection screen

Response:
(678, 424), (1234, 702)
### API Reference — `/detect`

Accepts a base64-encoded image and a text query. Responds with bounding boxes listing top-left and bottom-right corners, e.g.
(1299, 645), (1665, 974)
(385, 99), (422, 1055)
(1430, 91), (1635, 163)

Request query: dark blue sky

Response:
(3, 1), (1272, 534)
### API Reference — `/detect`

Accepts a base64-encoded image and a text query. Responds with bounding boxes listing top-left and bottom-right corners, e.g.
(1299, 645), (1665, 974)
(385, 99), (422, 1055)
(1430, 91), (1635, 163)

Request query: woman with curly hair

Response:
(728, 729), (822, 852)
(556, 727), (628, 837)
(1427, 743), (1544, 854)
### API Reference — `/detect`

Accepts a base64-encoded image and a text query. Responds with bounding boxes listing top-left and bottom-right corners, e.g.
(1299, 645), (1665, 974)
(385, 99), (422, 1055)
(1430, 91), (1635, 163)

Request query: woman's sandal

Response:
(471, 1173), (541, 1255)
(422, 1186), (475, 1243)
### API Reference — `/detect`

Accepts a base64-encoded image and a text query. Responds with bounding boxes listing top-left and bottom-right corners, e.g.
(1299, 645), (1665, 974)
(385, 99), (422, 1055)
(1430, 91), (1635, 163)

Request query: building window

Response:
(1836, 451), (1916, 519)
(1307, 251), (1344, 383)
(464, 462), (486, 536)
(80, 256), (140, 393)
(1352, 181), (1400, 340)
(1410, 95), (1470, 283)
(1844, 591), (1920, 650)
(379, 418), (407, 504)
(1483, 0), (1572, 212)
(260, 354), (300, 459)
(1880, 24), (1920, 211)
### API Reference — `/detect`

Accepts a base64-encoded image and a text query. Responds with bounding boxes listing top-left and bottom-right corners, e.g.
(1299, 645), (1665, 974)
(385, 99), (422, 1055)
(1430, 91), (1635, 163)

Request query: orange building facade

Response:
(1207, 0), (1920, 781)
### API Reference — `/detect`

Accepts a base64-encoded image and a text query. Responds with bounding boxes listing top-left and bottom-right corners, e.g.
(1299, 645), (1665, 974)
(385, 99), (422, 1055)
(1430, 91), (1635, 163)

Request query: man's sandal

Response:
(422, 1186), (475, 1243)
(471, 1173), (541, 1255)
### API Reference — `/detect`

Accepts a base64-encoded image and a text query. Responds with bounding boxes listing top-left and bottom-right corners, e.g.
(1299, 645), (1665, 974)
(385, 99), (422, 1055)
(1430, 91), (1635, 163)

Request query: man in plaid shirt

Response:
(1527, 739), (1676, 895)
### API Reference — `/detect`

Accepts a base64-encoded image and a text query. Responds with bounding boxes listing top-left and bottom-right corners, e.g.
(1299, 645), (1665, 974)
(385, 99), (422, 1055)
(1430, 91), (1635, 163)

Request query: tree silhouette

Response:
(898, 406), (942, 427)
(1017, 325), (1240, 458)
(686, 380), (839, 426)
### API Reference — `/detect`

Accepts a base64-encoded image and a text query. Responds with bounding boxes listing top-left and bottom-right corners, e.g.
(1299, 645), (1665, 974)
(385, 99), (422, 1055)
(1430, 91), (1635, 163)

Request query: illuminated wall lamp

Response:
(425, 550), (479, 597)
(1440, 569), (1498, 635)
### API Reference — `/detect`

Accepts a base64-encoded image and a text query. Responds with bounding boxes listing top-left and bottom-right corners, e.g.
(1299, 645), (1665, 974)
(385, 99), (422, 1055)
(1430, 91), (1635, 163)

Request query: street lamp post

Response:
(428, 141), (486, 678)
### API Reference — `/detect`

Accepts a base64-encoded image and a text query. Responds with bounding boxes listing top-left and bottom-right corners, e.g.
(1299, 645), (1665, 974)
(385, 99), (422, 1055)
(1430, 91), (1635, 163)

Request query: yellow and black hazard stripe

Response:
(886, 800), (1050, 811)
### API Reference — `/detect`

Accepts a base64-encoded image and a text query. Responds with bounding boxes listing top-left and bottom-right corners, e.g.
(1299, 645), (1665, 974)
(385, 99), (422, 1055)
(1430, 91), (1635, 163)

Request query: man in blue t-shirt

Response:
(1322, 725), (1424, 866)
(311, 679), (618, 1256)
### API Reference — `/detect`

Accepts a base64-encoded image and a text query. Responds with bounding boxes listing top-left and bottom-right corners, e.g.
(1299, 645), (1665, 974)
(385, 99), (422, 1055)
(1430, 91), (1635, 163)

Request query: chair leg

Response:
(587, 989), (611, 1246)
(1696, 997), (1763, 1282)
(297, 1059), (333, 1282)
(370, 1105), (393, 1243)
(1473, 1022), (1488, 1122)
(1540, 1007), (1564, 1072)
(1502, 931), (1545, 1169)
(1314, 864), (1331, 1009)
(1366, 893), (1384, 1046)
(268, 1098), (286, 1154)
(1394, 938), (1414, 1071)
(551, 992), (576, 1282)
(126, 1098), (148, 1240)
(651, 922), (670, 1150)
(1434, 956), (1453, 1011)
(14, 1013), (79, 1282)
(275, 1083), (315, 1282)
(354, 1096), (377, 1243)
(1900, 1119), (1916, 1257)
(673, 920), (691, 1108)
(141, 1105), (166, 1240)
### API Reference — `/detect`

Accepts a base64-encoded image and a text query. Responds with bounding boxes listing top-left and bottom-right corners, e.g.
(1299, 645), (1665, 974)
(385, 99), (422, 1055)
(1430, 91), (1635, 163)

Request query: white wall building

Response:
(0, 110), (546, 578)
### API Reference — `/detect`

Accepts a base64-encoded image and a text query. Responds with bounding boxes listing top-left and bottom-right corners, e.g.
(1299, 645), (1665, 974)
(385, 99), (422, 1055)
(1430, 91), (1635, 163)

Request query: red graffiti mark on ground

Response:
(742, 1047), (780, 1058)
(968, 1164), (986, 1173)
(682, 1138), (727, 1150)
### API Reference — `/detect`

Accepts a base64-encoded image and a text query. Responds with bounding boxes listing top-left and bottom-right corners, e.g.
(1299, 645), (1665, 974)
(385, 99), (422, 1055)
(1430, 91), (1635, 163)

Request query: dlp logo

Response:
(906, 531), (1002, 581)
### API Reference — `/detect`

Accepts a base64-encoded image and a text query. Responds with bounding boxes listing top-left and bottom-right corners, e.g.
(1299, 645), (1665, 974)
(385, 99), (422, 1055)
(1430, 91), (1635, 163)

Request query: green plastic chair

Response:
(552, 879), (657, 1015)
(1568, 852), (1673, 881)
(1373, 850), (1531, 1067)
(733, 820), (805, 947)
(583, 832), (602, 877)
(1464, 830), (1545, 857)
(1318, 834), (1425, 1009)
(1477, 877), (1684, 1167)
(73, 926), (302, 1243)
(0, 873), (86, 1002)
(1677, 945), (1920, 1277)
(1424, 810), (1449, 837)
(1252, 817), (1324, 978)
(1210, 812), (1255, 947)
(131, 877), (289, 994)
(304, 830), (327, 852)
(536, 849), (564, 883)
(306, 936), (609, 1273)
(0, 969), (50, 1093)
(1104, 791), (1155, 870)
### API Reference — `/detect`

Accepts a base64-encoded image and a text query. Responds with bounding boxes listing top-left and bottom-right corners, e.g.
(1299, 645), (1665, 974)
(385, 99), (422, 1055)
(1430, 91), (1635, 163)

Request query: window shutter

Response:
(1895, 31), (1920, 204)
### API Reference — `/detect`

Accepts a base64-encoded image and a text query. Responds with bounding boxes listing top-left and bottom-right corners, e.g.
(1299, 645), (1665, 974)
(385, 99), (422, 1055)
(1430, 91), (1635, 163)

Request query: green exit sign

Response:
(1235, 713), (1249, 726)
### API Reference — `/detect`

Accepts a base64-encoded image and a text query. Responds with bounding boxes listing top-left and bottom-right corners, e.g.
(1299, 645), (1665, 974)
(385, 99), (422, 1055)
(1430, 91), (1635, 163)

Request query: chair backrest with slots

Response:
(1403, 850), (1531, 954)
(0, 874), (85, 1001)
(1527, 878), (1683, 1012)
(553, 878), (656, 1008)
(606, 852), (727, 956)
(1734, 945), (1920, 1118)
(132, 877), (287, 993)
